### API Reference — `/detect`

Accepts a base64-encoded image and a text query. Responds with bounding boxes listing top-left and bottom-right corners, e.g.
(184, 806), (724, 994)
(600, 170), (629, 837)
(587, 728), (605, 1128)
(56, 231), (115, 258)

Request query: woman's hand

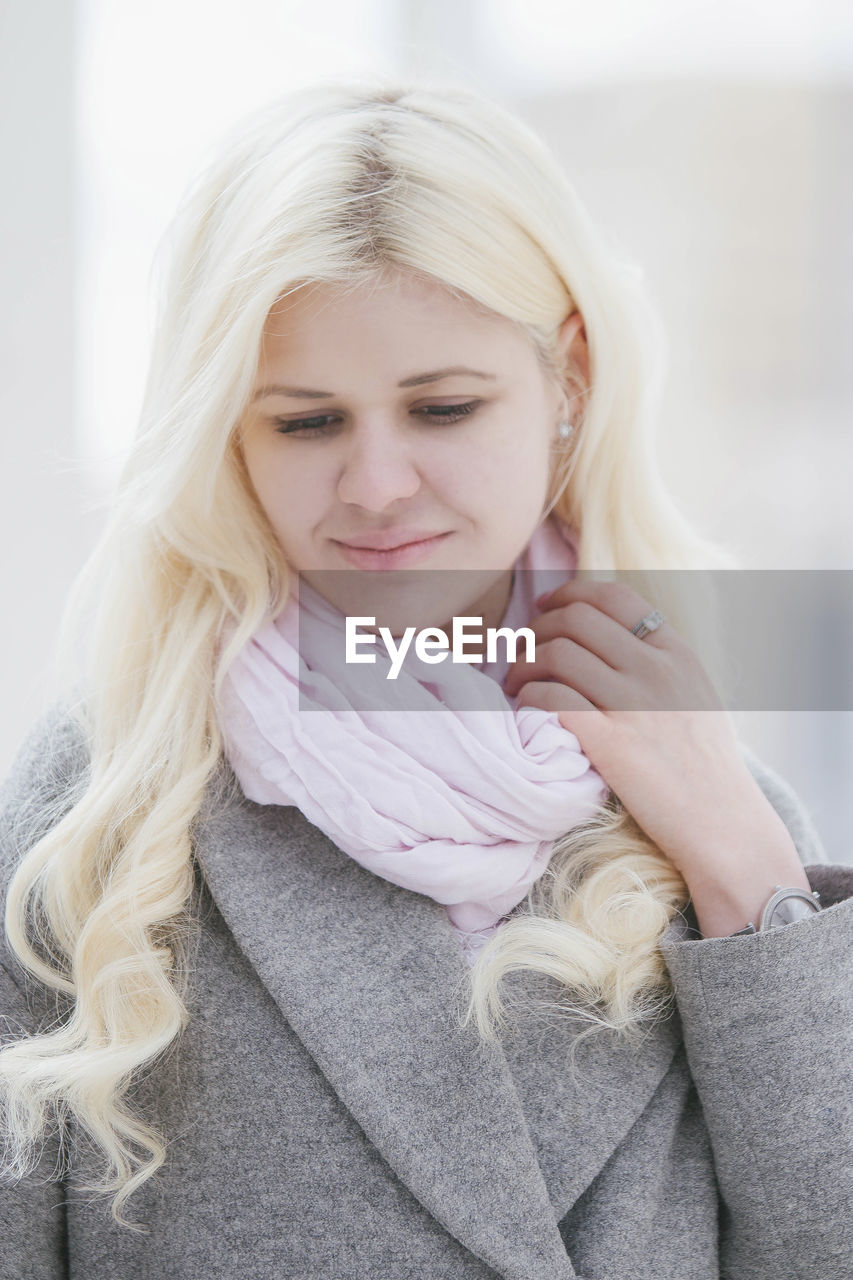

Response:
(504, 580), (811, 937)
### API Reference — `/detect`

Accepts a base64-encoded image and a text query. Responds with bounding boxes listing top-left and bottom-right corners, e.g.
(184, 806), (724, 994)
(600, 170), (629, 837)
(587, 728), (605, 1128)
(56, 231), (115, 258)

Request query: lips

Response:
(331, 530), (452, 570)
(333, 529), (450, 552)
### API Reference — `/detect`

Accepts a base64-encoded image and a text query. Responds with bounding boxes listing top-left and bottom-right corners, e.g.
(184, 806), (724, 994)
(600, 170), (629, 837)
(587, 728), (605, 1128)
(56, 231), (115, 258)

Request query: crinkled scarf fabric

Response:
(216, 518), (609, 961)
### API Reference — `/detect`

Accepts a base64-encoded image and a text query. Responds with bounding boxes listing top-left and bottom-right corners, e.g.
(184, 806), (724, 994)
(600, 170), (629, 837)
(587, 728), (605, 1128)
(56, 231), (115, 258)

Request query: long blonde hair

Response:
(1, 75), (727, 1223)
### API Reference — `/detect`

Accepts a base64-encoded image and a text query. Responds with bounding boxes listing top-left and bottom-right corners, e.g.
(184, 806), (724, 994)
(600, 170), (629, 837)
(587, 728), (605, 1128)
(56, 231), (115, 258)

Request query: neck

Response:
(439, 569), (514, 636)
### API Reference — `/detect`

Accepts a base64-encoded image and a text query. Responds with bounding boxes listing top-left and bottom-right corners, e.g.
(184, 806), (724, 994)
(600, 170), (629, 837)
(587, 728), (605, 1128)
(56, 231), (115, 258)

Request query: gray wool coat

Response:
(1, 705), (852, 1280)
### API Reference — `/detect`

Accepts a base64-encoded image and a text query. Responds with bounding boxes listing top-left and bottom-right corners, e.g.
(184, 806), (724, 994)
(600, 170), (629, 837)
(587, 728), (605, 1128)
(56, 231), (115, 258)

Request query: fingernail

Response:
(535, 591), (551, 608)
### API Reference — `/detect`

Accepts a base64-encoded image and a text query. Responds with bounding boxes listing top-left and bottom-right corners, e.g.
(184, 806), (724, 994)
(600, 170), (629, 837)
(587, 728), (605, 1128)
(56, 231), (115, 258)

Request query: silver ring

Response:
(630, 609), (665, 640)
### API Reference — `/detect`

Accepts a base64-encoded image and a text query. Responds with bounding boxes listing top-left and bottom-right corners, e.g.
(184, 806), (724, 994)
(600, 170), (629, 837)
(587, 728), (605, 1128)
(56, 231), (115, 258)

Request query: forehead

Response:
(258, 272), (535, 374)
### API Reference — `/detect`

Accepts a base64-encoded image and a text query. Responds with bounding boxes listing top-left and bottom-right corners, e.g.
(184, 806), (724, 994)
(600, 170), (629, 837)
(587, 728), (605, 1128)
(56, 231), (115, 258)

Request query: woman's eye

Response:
(417, 401), (480, 424)
(274, 415), (340, 437)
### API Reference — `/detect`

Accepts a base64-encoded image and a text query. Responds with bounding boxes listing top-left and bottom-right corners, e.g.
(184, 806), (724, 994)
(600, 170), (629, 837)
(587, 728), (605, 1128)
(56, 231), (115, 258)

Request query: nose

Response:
(336, 420), (422, 511)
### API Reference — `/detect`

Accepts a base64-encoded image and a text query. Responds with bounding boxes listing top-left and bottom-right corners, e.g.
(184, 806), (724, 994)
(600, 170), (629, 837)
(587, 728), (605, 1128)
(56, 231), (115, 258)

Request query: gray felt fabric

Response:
(1, 705), (852, 1279)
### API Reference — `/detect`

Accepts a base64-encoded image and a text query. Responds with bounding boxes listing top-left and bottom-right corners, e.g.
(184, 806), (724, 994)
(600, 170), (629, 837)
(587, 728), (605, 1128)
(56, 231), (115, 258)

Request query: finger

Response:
(536, 579), (672, 650)
(529, 600), (654, 672)
(504, 635), (625, 707)
(514, 679), (597, 718)
(513, 681), (612, 766)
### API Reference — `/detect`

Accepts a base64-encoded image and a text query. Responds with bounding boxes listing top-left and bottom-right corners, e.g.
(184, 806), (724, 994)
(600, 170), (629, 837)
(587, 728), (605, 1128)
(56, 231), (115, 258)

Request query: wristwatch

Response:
(730, 885), (823, 936)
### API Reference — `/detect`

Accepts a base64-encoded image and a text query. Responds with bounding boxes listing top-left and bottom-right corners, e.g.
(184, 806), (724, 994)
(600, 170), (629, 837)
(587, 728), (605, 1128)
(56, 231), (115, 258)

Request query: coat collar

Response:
(196, 766), (681, 1280)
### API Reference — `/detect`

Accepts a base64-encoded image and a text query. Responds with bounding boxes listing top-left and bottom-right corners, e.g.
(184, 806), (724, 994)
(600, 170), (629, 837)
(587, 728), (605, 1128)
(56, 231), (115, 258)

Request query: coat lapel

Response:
(496, 969), (682, 1219)
(196, 767), (679, 1278)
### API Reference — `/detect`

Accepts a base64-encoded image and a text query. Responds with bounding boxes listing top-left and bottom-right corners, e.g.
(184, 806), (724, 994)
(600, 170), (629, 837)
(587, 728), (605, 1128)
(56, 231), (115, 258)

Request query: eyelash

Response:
(273, 401), (481, 436)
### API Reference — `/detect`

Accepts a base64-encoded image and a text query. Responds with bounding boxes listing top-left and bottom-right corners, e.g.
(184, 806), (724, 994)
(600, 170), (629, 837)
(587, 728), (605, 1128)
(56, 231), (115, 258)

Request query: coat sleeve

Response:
(0, 705), (89, 1280)
(658, 748), (853, 1279)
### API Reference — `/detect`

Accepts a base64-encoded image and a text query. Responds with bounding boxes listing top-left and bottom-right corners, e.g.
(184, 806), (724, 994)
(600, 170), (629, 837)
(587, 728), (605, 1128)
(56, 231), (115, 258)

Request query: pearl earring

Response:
(557, 419), (573, 442)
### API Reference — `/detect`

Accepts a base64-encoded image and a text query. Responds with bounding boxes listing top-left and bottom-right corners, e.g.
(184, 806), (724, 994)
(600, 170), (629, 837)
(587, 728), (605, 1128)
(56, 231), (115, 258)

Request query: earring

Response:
(556, 419), (574, 443)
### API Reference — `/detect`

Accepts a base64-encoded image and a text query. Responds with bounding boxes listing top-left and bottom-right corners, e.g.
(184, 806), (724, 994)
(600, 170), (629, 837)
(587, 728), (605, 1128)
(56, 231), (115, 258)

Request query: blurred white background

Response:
(2, 0), (851, 860)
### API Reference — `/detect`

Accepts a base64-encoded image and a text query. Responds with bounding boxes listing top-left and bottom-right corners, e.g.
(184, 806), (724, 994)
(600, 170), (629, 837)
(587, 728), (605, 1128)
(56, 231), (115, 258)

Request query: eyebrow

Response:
(251, 366), (498, 401)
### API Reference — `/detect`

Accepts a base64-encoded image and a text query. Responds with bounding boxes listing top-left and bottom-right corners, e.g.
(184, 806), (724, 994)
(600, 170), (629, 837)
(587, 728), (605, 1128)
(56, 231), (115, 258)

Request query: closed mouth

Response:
(333, 531), (450, 553)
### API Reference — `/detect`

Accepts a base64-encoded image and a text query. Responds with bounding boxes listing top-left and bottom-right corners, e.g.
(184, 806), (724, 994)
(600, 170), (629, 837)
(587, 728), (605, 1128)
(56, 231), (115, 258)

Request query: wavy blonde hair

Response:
(1, 75), (729, 1224)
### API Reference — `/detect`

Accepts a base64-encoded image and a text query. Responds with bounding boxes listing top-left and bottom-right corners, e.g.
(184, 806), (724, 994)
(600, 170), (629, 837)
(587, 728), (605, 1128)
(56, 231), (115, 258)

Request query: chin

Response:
(304, 566), (507, 636)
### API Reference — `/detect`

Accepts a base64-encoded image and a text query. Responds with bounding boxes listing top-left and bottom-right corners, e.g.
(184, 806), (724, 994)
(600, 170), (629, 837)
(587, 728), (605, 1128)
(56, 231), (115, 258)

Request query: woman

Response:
(1, 79), (851, 1280)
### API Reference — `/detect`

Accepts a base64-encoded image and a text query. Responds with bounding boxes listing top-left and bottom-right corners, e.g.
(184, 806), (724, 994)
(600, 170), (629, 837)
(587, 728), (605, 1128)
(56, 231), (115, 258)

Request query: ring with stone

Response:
(630, 609), (665, 640)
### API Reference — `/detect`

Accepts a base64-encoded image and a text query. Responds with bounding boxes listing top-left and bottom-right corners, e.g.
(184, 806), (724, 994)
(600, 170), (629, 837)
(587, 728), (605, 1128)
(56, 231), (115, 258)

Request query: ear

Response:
(556, 310), (590, 389)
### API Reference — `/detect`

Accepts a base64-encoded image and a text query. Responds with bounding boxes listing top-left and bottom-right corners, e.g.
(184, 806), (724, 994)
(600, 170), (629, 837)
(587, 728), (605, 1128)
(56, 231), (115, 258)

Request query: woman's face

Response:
(238, 270), (574, 632)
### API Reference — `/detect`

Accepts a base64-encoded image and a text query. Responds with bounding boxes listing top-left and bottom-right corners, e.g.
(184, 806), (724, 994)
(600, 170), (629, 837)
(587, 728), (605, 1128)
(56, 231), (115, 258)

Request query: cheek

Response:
(243, 443), (326, 552)
(465, 425), (552, 511)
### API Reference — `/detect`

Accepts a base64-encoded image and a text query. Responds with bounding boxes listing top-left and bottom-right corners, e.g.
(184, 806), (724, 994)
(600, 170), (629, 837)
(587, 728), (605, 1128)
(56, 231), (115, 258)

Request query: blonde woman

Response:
(1, 79), (851, 1280)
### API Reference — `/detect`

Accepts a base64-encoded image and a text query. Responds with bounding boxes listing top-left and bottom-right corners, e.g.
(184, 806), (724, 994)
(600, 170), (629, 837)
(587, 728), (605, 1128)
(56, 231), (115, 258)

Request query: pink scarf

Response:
(216, 518), (608, 961)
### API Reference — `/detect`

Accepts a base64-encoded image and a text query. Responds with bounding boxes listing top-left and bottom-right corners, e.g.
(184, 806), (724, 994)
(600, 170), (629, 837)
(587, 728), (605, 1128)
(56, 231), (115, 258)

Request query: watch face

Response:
(764, 890), (821, 930)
